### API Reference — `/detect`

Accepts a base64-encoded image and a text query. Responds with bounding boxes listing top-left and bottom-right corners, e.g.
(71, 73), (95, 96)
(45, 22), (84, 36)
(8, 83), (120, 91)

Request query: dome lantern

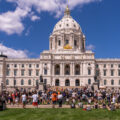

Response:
(64, 5), (70, 16)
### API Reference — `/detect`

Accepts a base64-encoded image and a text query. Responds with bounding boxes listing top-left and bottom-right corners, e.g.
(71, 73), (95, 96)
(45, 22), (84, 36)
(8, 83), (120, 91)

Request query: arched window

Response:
(111, 80), (114, 85)
(65, 64), (70, 75)
(55, 64), (60, 75)
(75, 79), (80, 86)
(55, 79), (60, 86)
(88, 79), (91, 85)
(21, 79), (24, 85)
(65, 79), (70, 86)
(28, 79), (31, 85)
(6, 79), (9, 85)
(75, 64), (80, 75)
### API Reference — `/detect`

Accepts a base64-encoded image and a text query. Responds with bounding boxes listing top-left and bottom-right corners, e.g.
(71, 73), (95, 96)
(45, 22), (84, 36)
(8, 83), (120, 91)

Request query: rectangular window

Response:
(119, 64), (120, 68)
(14, 69), (17, 76)
(58, 40), (61, 46)
(96, 64), (99, 68)
(104, 80), (107, 85)
(104, 64), (106, 68)
(28, 79), (31, 85)
(103, 70), (106, 76)
(6, 79), (9, 85)
(36, 80), (39, 86)
(118, 70), (120, 76)
(7, 64), (9, 68)
(22, 64), (24, 68)
(21, 79), (24, 85)
(88, 79), (91, 85)
(29, 64), (32, 68)
(36, 64), (39, 68)
(119, 80), (120, 85)
(14, 79), (16, 86)
(21, 70), (25, 76)
(44, 79), (47, 84)
(65, 40), (69, 45)
(44, 69), (47, 75)
(88, 69), (91, 75)
(111, 64), (113, 68)
(111, 70), (114, 76)
(36, 70), (39, 76)
(96, 70), (99, 76)
(111, 80), (114, 85)
(6, 69), (10, 76)
(14, 64), (17, 68)
(74, 40), (77, 47)
(29, 70), (32, 76)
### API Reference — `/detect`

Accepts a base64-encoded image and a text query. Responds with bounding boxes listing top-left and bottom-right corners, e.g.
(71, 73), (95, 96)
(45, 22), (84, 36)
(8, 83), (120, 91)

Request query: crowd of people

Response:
(1, 87), (120, 111)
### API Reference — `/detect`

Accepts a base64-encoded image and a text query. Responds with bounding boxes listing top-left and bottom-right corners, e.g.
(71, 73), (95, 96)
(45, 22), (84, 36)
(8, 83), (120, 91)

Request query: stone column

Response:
(62, 34), (65, 47)
(60, 63), (62, 76)
(53, 63), (55, 76)
(62, 63), (64, 76)
(73, 62), (75, 76)
(80, 62), (83, 86)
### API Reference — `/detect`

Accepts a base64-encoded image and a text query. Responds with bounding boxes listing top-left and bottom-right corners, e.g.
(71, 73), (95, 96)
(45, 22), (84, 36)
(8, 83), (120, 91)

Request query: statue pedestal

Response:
(39, 83), (44, 91)
(93, 82), (99, 91)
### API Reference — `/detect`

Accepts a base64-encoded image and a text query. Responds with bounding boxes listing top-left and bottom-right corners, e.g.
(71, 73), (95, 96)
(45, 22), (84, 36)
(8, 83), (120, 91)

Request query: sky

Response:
(0, 0), (120, 59)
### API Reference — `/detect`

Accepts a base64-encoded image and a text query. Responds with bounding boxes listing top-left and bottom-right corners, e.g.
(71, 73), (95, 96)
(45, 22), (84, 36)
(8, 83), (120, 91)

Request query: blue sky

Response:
(0, 0), (120, 58)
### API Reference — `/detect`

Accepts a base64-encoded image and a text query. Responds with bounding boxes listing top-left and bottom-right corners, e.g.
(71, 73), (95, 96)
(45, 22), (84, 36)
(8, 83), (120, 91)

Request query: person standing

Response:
(12, 92), (15, 105)
(21, 92), (27, 109)
(32, 91), (38, 108)
(58, 92), (63, 108)
(52, 91), (57, 108)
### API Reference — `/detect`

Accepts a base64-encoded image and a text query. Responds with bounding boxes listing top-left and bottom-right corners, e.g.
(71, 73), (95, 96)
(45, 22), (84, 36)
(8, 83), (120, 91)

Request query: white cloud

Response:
(7, 0), (102, 15)
(0, 43), (28, 58)
(31, 15), (40, 21)
(86, 44), (95, 50)
(69, 0), (102, 9)
(0, 0), (102, 35)
(0, 7), (30, 35)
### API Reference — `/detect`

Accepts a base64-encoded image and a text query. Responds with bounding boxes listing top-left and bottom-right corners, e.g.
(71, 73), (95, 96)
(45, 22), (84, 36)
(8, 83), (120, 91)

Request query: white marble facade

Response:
(0, 7), (120, 91)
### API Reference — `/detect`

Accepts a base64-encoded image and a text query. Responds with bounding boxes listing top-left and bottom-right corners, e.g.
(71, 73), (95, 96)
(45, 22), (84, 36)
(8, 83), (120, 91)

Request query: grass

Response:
(0, 109), (120, 120)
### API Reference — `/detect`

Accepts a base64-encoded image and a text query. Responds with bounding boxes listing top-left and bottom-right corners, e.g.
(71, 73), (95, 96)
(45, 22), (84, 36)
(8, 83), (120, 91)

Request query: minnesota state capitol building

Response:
(0, 6), (120, 91)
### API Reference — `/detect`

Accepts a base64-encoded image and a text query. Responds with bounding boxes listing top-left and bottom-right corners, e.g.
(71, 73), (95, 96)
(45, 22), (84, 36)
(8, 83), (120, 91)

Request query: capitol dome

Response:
(50, 6), (85, 53)
(53, 6), (82, 33)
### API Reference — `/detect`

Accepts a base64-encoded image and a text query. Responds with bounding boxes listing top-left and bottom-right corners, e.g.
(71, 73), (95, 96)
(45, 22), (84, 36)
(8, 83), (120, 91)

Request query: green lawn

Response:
(0, 109), (120, 120)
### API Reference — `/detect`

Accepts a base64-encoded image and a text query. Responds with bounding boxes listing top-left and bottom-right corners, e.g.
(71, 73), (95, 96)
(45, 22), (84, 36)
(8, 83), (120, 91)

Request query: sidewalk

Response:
(6, 104), (71, 108)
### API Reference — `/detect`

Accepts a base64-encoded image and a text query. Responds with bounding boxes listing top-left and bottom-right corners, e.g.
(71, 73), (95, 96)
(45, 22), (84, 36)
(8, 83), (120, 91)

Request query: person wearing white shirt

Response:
(32, 91), (38, 108)
(58, 92), (63, 107)
(21, 93), (26, 108)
